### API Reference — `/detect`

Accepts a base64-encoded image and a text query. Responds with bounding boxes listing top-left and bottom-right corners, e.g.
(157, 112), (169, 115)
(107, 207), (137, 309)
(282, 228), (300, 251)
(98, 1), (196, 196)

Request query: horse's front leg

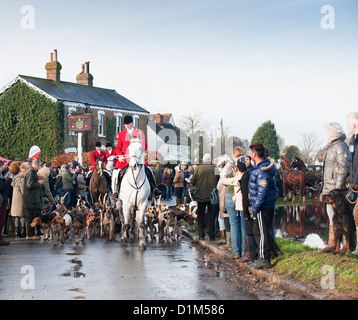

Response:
(136, 207), (147, 250)
(292, 187), (296, 202)
(121, 204), (131, 243)
(283, 181), (288, 202)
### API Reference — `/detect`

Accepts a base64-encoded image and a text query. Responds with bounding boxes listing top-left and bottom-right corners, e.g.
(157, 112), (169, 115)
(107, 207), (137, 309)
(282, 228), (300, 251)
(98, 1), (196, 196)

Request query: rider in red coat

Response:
(112, 115), (161, 198)
(114, 126), (148, 170)
(87, 141), (111, 187)
(90, 142), (108, 171)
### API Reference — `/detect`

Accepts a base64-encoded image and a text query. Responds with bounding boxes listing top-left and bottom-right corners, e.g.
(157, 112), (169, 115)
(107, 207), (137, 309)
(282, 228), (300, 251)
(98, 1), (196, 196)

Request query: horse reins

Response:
(126, 141), (147, 208)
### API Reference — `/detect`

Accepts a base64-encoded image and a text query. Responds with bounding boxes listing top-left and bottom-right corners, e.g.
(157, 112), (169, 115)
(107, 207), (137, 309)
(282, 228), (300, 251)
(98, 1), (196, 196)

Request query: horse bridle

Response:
(127, 140), (146, 191)
(128, 140), (143, 167)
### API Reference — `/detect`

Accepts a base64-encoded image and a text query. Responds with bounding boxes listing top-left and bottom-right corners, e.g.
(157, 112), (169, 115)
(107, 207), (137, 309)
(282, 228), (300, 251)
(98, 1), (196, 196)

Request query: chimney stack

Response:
(45, 49), (62, 82)
(76, 61), (93, 86)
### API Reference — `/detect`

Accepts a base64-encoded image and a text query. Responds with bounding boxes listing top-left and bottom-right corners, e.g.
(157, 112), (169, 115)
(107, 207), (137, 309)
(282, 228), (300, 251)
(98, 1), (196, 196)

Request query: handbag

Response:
(346, 186), (358, 205)
(210, 187), (219, 205)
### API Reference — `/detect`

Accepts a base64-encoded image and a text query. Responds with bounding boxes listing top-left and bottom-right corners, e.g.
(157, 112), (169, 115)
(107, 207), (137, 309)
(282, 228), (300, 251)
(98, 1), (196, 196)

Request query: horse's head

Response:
(291, 157), (298, 169)
(281, 157), (291, 171)
(95, 159), (104, 176)
(291, 156), (306, 171)
(128, 132), (143, 170)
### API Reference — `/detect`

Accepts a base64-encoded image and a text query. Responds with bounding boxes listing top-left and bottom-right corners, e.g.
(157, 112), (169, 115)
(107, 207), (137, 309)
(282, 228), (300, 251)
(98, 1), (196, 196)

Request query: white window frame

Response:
(133, 114), (139, 129)
(98, 110), (105, 137)
(116, 113), (123, 137)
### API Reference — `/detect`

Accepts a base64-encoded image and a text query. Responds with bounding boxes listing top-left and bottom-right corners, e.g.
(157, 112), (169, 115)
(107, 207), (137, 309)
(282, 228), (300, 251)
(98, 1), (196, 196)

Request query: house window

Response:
(98, 111), (105, 137)
(134, 115), (139, 129)
(116, 114), (122, 136)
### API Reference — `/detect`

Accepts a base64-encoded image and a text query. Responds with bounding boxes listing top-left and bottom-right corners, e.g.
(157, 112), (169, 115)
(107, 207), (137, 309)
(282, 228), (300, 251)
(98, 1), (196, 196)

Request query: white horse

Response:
(118, 132), (150, 250)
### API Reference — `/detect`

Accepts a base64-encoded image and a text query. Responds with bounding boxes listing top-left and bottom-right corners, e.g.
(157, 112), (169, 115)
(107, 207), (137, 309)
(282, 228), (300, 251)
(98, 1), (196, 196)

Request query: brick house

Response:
(0, 49), (149, 156)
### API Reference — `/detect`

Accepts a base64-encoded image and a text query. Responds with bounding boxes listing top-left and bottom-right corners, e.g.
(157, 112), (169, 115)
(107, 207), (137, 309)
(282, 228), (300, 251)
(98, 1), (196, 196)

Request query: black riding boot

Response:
(144, 166), (162, 198)
(103, 171), (112, 190)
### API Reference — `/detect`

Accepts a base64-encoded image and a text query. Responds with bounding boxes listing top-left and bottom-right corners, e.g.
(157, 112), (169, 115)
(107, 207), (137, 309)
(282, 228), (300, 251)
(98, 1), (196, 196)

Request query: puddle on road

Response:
(60, 270), (86, 278)
(60, 257), (86, 278)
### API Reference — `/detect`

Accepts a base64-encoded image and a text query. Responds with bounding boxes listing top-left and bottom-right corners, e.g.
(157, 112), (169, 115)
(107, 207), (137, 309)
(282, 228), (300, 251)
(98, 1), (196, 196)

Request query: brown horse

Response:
(282, 167), (306, 203)
(281, 156), (291, 170)
(291, 156), (322, 190)
(89, 159), (108, 204)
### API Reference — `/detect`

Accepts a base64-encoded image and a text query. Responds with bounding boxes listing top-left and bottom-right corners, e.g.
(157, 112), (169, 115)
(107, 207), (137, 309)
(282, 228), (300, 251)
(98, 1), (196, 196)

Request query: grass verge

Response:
(272, 238), (358, 296)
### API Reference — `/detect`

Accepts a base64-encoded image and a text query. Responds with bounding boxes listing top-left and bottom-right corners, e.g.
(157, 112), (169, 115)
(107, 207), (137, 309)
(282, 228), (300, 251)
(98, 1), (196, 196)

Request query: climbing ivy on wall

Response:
(0, 81), (65, 160)
(106, 116), (116, 146)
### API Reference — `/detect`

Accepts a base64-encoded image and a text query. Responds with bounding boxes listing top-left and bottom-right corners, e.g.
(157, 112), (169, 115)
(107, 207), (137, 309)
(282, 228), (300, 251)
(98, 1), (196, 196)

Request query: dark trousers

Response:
(197, 201), (216, 240)
(253, 207), (274, 260)
(26, 209), (37, 237)
(0, 204), (7, 240)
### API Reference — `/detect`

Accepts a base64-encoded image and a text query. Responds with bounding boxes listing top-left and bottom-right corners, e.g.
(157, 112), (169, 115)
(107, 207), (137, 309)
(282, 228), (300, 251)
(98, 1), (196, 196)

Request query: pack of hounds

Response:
(30, 193), (199, 246)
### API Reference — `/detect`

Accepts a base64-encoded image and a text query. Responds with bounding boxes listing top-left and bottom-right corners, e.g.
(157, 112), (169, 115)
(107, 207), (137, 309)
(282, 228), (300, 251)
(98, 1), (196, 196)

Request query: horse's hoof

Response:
(139, 244), (147, 251)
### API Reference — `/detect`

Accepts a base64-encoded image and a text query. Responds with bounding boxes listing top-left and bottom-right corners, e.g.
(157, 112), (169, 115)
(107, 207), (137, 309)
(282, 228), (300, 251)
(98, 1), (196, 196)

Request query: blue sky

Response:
(0, 0), (357, 148)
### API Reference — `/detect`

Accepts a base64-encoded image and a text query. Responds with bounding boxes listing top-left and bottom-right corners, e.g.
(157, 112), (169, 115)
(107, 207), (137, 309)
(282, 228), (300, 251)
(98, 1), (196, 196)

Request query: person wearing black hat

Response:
(105, 141), (116, 175)
(87, 142), (111, 187)
(112, 115), (161, 198)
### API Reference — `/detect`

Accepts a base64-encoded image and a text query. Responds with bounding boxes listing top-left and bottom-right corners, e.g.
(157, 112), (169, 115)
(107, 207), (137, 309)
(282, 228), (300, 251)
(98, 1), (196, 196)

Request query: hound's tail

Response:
(60, 192), (69, 211)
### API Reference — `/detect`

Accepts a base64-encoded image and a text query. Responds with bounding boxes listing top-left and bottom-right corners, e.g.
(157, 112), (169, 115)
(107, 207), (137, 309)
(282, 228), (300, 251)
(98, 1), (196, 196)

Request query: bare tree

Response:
(178, 111), (208, 163)
(178, 111), (206, 137)
(299, 131), (323, 165)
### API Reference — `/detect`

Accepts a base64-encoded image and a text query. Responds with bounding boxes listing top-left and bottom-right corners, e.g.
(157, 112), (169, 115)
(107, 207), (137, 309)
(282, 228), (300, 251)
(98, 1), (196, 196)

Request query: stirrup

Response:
(152, 188), (162, 199)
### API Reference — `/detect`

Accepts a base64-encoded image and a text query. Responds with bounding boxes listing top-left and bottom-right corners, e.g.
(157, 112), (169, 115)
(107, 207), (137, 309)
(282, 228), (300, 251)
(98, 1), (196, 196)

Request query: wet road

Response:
(0, 236), (256, 300)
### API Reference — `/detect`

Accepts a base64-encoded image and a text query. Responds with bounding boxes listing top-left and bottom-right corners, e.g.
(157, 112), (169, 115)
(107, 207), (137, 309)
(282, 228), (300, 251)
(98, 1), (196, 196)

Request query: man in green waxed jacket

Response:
(190, 154), (219, 241)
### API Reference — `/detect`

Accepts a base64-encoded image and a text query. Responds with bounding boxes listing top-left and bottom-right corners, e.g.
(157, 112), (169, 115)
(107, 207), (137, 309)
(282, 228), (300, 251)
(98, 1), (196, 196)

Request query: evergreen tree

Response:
(251, 120), (280, 160)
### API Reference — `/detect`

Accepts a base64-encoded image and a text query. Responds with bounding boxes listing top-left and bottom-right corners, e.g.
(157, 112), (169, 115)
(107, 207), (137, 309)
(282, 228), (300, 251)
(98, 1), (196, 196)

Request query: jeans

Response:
(226, 194), (244, 255)
(165, 185), (172, 199)
(239, 210), (247, 254)
(218, 213), (225, 230)
(175, 187), (184, 204)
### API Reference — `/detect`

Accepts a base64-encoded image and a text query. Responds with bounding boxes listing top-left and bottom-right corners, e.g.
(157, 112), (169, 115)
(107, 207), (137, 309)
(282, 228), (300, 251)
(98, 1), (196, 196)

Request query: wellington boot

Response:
(216, 229), (226, 245)
(220, 231), (232, 251)
(346, 227), (358, 258)
(318, 225), (335, 254)
(238, 237), (251, 263)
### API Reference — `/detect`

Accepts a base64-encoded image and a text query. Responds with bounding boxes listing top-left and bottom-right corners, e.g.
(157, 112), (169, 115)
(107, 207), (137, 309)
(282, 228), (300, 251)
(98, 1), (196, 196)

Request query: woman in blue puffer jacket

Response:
(248, 143), (278, 270)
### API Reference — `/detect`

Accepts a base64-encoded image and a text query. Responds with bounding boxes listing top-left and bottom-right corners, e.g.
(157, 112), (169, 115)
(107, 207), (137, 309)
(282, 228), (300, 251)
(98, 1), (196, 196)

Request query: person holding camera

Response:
(219, 147), (247, 259)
